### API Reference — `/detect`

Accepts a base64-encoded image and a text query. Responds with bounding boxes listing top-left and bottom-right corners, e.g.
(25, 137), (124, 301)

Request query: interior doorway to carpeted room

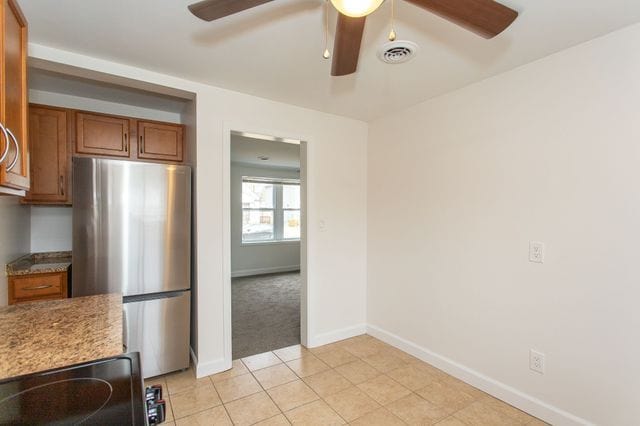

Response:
(229, 130), (304, 360)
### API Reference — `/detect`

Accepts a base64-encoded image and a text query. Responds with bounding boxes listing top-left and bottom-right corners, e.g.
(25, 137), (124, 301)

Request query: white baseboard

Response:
(308, 323), (367, 348)
(231, 265), (300, 278)
(191, 347), (231, 378)
(366, 324), (593, 426)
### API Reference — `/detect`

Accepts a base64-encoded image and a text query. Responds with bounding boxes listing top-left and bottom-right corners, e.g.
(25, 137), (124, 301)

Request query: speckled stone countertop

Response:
(5, 251), (72, 276)
(0, 293), (122, 380)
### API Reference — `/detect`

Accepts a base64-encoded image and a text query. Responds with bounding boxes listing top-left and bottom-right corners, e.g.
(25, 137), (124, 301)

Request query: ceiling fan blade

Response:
(403, 0), (518, 38)
(331, 14), (366, 77)
(188, 0), (274, 22)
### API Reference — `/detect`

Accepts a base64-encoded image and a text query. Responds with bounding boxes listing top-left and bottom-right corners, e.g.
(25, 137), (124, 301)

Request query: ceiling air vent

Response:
(377, 40), (419, 65)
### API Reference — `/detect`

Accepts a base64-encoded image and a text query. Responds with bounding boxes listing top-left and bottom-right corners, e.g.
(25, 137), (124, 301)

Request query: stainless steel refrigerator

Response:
(73, 157), (191, 378)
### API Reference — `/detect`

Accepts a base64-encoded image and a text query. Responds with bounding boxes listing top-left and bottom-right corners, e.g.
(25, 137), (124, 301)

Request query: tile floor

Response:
(147, 335), (548, 425)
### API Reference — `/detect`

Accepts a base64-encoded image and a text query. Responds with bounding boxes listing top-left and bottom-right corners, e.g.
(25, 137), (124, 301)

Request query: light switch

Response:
(529, 241), (545, 263)
(319, 220), (326, 232)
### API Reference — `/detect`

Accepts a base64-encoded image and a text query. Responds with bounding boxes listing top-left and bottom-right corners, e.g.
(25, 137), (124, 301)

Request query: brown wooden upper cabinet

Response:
(24, 105), (70, 204)
(0, 0), (29, 194)
(76, 112), (131, 158)
(138, 120), (184, 162)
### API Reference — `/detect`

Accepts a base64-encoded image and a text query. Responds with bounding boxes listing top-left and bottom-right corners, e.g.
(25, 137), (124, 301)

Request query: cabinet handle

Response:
(60, 175), (65, 196)
(0, 123), (9, 165)
(5, 128), (19, 172)
(124, 133), (128, 152)
(139, 135), (144, 154)
(23, 284), (53, 291)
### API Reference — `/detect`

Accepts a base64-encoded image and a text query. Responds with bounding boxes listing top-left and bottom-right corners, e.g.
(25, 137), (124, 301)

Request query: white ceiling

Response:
(20, 0), (640, 121)
(231, 134), (300, 169)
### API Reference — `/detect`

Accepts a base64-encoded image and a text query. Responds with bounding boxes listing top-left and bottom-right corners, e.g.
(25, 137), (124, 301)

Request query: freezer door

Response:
(73, 157), (191, 297)
(123, 291), (190, 378)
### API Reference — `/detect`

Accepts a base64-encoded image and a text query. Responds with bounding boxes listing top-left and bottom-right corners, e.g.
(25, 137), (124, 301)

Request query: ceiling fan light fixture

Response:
(329, 0), (384, 18)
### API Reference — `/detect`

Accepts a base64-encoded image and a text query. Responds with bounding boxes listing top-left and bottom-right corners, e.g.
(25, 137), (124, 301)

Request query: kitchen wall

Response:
(0, 198), (30, 306)
(231, 163), (300, 277)
(367, 23), (640, 426)
(29, 43), (368, 378)
(30, 206), (72, 252)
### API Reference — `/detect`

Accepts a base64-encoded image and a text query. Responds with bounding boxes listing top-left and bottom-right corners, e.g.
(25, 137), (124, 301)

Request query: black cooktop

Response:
(0, 353), (146, 425)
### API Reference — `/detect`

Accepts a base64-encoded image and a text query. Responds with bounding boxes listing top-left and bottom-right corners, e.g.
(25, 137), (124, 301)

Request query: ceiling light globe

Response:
(330, 0), (385, 18)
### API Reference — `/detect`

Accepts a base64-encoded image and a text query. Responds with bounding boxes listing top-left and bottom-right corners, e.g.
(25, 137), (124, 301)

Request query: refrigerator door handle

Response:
(123, 307), (129, 352)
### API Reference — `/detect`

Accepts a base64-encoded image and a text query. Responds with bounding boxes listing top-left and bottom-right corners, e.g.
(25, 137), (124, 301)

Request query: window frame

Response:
(241, 176), (301, 244)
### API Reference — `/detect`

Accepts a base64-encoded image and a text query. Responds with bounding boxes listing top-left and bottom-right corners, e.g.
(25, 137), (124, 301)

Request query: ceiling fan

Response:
(188, 0), (518, 76)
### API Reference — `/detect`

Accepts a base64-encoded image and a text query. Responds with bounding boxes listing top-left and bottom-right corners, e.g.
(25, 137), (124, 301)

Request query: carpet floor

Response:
(232, 271), (301, 359)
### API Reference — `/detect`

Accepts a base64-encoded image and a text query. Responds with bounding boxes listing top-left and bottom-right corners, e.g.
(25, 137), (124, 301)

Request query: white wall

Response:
(30, 206), (72, 252)
(29, 43), (368, 377)
(231, 164), (300, 277)
(367, 24), (640, 426)
(0, 198), (30, 306)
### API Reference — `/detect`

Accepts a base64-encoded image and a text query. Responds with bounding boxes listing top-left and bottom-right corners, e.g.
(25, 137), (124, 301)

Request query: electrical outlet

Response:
(530, 349), (545, 374)
(529, 241), (545, 263)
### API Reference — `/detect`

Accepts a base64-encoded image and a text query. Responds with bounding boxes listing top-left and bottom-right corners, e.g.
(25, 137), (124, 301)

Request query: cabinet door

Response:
(24, 106), (69, 203)
(138, 121), (184, 162)
(0, 0), (29, 190)
(9, 272), (67, 305)
(76, 112), (131, 158)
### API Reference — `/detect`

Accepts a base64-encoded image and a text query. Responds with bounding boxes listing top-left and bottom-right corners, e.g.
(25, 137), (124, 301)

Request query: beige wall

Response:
(367, 24), (640, 425)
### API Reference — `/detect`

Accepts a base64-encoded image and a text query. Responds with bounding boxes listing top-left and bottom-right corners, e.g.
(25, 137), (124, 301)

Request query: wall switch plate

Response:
(530, 349), (545, 374)
(529, 241), (545, 263)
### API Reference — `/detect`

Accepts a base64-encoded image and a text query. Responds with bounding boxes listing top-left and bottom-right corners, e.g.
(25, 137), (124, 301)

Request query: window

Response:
(242, 177), (300, 243)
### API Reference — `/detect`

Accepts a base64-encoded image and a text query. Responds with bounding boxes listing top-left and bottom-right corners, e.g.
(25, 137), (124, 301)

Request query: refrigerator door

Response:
(123, 290), (190, 378)
(73, 157), (191, 297)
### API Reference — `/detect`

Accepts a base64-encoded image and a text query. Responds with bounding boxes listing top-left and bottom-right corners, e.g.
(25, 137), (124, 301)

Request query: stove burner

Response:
(0, 378), (113, 425)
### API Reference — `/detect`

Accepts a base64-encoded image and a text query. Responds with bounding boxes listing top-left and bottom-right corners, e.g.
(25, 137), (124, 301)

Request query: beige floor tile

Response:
(350, 407), (406, 426)
(324, 386), (380, 422)
(174, 405), (232, 425)
(254, 363), (298, 389)
(286, 354), (329, 377)
(165, 397), (175, 422)
(478, 395), (537, 424)
(442, 376), (486, 399)
(410, 360), (450, 380)
(387, 363), (439, 391)
(313, 347), (358, 368)
(386, 393), (449, 424)
(210, 359), (249, 383)
(356, 374), (412, 405)
(303, 369), (352, 397)
(527, 418), (551, 426)
(165, 368), (212, 395)
(453, 401), (516, 426)
(284, 400), (345, 425)
(273, 344), (309, 362)
(380, 346), (421, 363)
(334, 360), (379, 384)
(308, 341), (346, 354)
(170, 382), (222, 419)
(242, 352), (283, 371)
(254, 414), (291, 425)
(362, 351), (408, 373)
(342, 339), (385, 358)
(433, 416), (467, 426)
(267, 379), (319, 412)
(214, 373), (262, 403)
(416, 380), (475, 414)
(224, 391), (281, 426)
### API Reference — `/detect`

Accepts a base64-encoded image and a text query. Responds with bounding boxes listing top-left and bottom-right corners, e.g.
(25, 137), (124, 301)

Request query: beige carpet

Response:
(232, 271), (301, 359)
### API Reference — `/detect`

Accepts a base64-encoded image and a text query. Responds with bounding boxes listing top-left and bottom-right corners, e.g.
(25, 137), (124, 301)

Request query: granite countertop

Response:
(6, 251), (72, 276)
(0, 293), (122, 380)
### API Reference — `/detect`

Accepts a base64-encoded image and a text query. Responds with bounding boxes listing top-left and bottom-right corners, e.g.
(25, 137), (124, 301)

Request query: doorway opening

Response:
(228, 131), (306, 359)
